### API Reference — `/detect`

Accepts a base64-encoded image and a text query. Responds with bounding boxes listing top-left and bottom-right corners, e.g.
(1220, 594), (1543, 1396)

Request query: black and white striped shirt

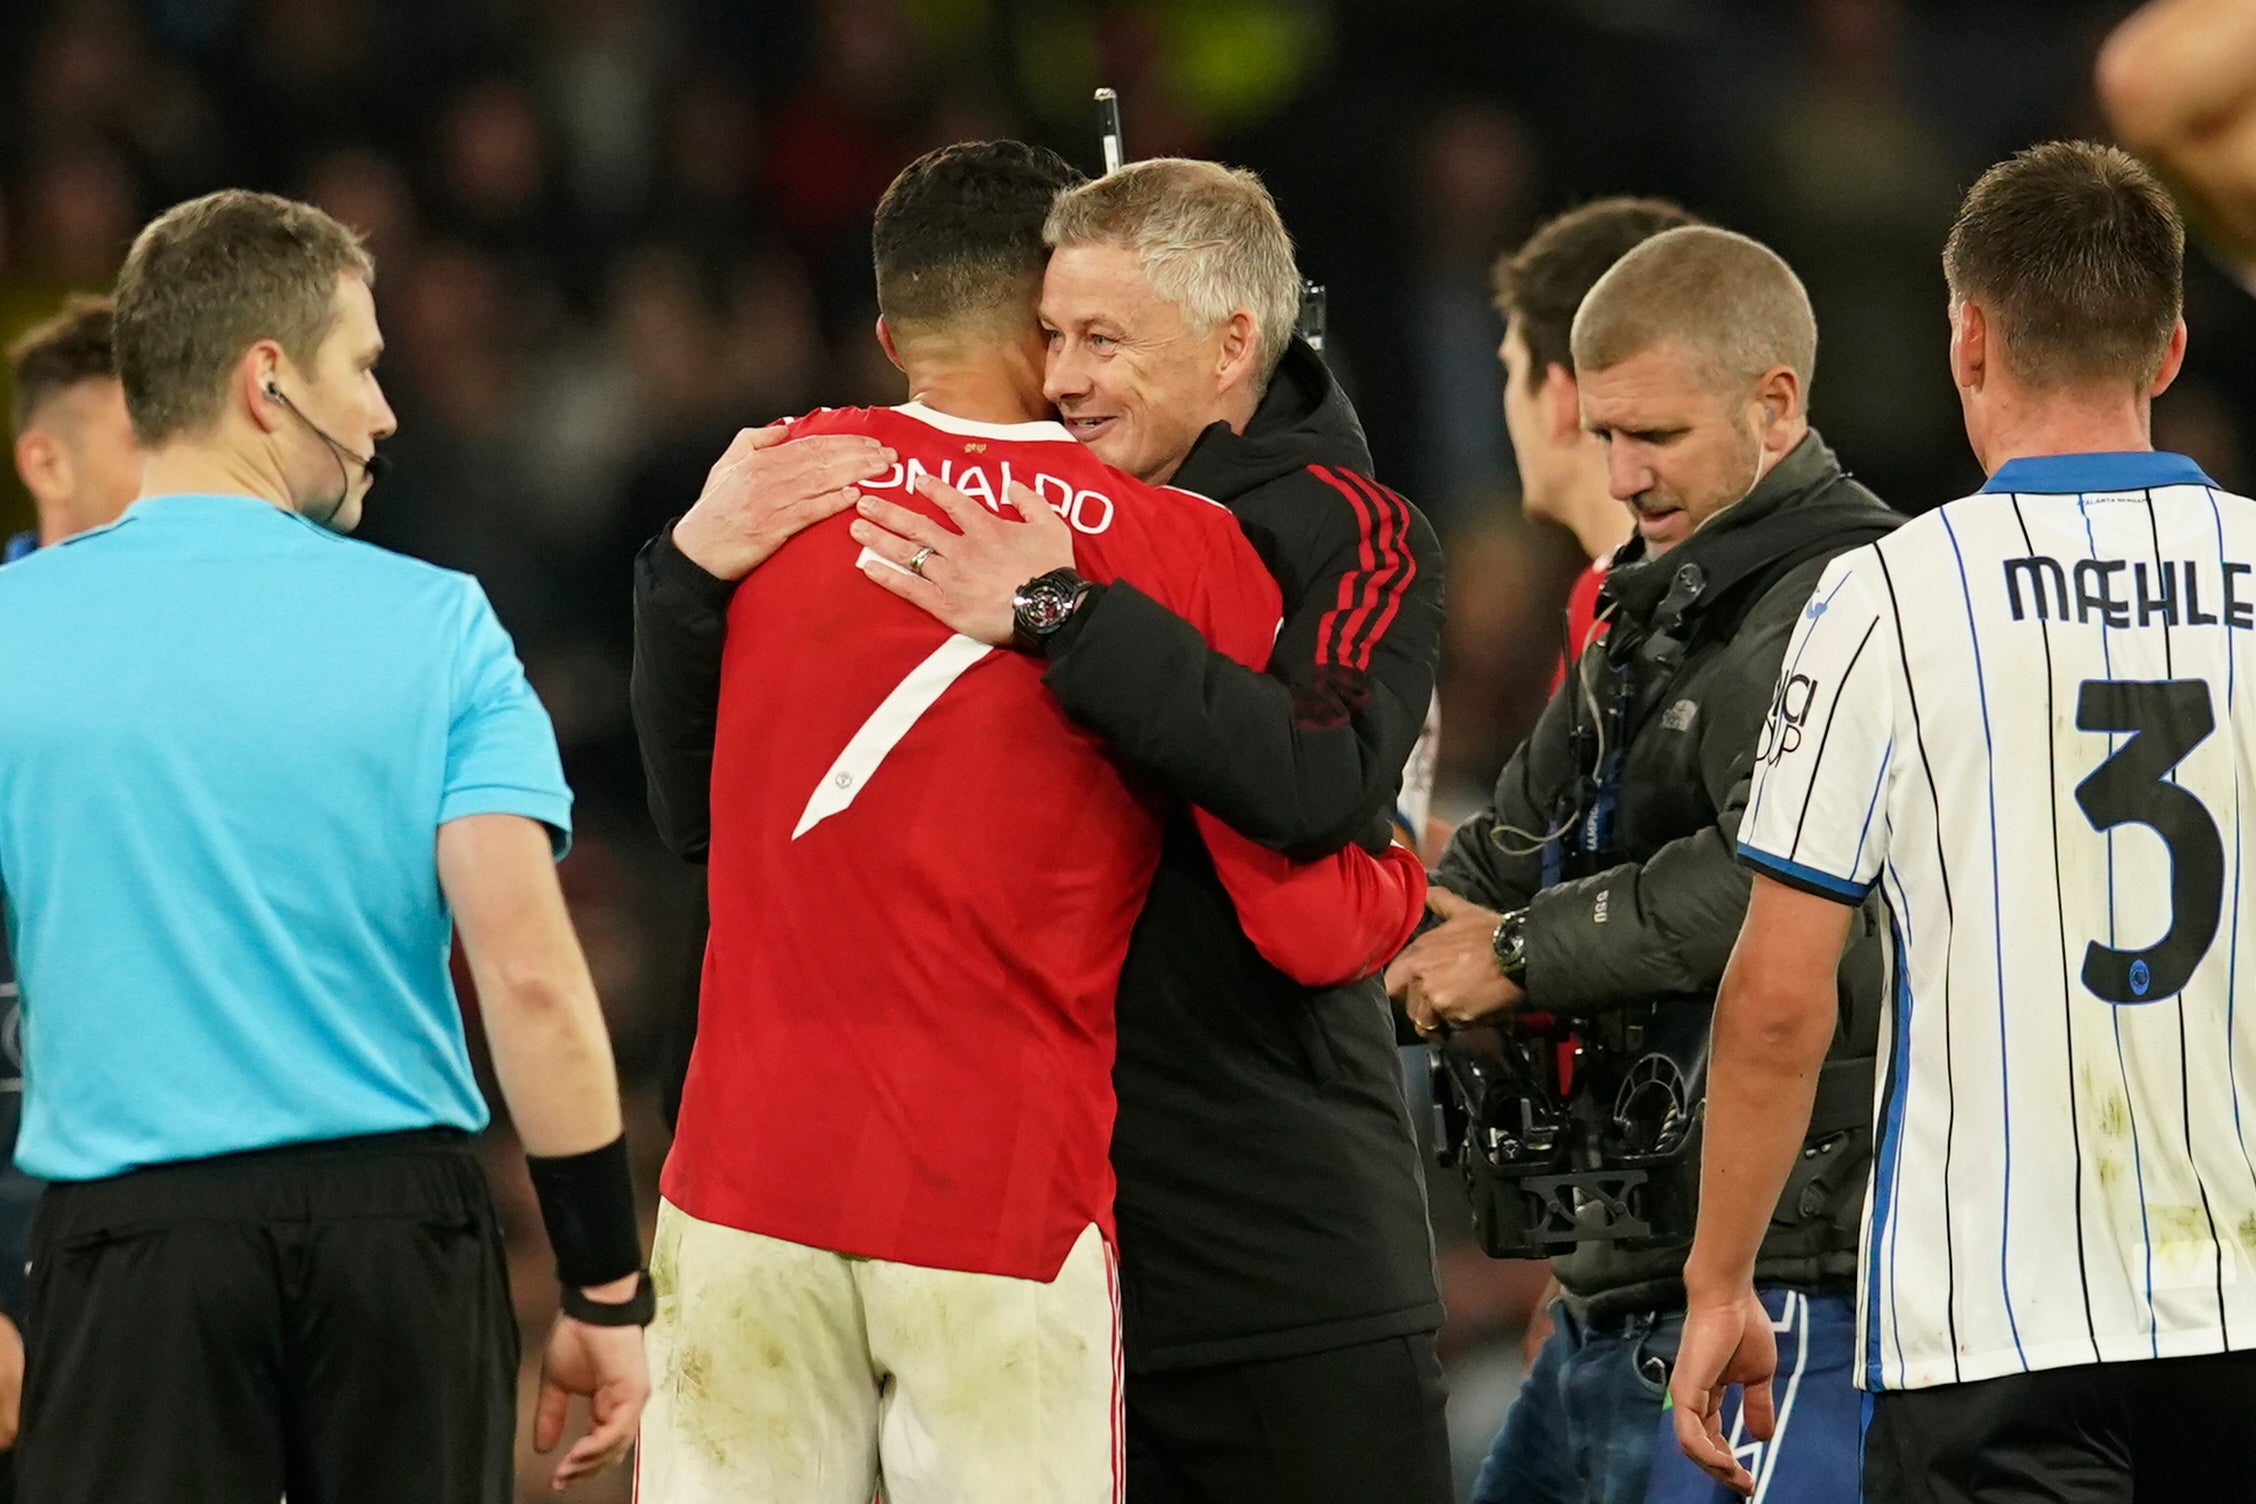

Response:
(1741, 450), (2256, 1392)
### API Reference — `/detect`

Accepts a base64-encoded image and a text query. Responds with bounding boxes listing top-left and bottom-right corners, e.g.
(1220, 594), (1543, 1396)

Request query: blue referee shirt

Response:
(0, 492), (572, 1182)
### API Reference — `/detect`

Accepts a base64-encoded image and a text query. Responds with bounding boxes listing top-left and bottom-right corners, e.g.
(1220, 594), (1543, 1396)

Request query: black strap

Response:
(560, 1270), (655, 1327)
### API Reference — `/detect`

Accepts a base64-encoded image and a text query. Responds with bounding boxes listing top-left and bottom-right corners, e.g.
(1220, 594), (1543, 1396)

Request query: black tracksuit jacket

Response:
(629, 340), (1447, 1372)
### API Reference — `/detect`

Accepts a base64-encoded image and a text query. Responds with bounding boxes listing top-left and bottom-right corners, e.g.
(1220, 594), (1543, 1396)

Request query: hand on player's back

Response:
(853, 477), (1076, 646)
(673, 425), (895, 582)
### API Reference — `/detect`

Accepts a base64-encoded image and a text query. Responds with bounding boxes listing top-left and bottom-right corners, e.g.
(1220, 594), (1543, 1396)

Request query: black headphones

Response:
(263, 378), (388, 506)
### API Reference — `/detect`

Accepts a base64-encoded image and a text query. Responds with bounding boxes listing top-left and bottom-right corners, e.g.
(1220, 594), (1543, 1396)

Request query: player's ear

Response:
(13, 428), (64, 503)
(875, 317), (905, 373)
(1541, 363), (1580, 443)
(1949, 299), (1986, 395)
(2150, 317), (2189, 398)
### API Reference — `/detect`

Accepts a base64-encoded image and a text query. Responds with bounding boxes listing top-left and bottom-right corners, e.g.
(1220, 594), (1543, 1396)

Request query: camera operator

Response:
(1387, 226), (1896, 1504)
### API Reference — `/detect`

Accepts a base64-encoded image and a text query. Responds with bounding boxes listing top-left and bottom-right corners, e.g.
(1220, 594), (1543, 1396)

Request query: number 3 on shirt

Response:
(2075, 678), (2225, 1004)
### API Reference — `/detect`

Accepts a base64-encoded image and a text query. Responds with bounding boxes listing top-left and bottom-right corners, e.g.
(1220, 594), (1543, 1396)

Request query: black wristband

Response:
(525, 1134), (643, 1289)
(560, 1270), (656, 1327)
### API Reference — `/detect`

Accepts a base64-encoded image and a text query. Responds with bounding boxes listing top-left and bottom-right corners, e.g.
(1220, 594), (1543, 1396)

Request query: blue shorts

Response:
(1643, 1288), (1861, 1504)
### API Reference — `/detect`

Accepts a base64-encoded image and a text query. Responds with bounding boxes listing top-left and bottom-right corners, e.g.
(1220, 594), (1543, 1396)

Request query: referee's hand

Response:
(534, 1296), (650, 1491)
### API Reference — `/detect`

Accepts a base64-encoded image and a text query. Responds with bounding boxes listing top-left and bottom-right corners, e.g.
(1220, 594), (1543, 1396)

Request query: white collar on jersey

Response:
(891, 400), (1075, 445)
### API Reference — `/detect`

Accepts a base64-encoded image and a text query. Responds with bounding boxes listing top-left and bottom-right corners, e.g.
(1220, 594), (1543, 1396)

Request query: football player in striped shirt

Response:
(1673, 142), (2256, 1502)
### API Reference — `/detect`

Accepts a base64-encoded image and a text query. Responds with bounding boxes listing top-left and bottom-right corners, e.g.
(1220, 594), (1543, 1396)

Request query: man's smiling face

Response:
(1039, 241), (1226, 486)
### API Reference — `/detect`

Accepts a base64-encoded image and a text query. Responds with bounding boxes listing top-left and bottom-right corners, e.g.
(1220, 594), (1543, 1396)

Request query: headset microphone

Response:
(265, 382), (388, 523)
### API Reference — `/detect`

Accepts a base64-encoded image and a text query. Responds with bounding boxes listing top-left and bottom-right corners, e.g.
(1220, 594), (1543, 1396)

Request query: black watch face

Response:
(1018, 582), (1074, 635)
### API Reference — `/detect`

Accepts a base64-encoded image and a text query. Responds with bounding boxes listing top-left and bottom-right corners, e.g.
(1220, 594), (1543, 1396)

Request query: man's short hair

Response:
(112, 189), (375, 446)
(1493, 197), (1700, 390)
(1943, 140), (2184, 391)
(9, 294), (117, 435)
(873, 141), (1086, 336)
(1571, 225), (1817, 397)
(1044, 158), (1301, 390)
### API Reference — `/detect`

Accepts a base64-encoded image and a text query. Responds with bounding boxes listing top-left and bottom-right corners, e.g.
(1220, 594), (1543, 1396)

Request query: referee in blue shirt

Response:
(0, 190), (649, 1502)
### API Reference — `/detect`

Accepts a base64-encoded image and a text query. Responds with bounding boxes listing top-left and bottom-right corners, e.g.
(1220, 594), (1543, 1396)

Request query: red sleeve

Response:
(1548, 555), (1611, 695)
(1161, 517), (1428, 987)
(1197, 815), (1429, 986)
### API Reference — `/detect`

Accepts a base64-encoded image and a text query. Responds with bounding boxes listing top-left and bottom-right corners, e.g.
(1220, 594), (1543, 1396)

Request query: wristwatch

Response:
(560, 1269), (656, 1327)
(1011, 568), (1096, 650)
(1491, 907), (1530, 985)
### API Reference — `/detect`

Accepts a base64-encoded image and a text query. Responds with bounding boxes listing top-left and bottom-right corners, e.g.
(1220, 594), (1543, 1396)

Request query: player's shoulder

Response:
(833, 401), (1078, 453)
(774, 405), (867, 442)
(1862, 489), (2042, 583)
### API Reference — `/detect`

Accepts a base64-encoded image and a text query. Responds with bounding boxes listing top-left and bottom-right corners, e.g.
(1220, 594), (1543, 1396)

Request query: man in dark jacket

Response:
(1389, 226), (1897, 1504)
(632, 156), (1450, 1502)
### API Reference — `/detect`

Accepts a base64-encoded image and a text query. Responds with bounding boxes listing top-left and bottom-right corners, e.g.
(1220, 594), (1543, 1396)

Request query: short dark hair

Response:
(873, 141), (1085, 334)
(1573, 226), (1817, 396)
(1493, 197), (1700, 389)
(113, 189), (375, 445)
(1943, 141), (2184, 391)
(9, 294), (117, 435)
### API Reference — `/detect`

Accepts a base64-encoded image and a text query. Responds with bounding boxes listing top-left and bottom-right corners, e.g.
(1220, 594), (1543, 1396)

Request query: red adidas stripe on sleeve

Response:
(1309, 465), (1418, 672)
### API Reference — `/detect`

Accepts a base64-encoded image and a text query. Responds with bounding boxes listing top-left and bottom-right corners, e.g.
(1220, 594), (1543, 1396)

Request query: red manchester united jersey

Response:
(666, 402), (1424, 1280)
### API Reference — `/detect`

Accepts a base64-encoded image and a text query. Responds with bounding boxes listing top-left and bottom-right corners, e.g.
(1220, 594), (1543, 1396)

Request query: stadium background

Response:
(1, 0), (2246, 1495)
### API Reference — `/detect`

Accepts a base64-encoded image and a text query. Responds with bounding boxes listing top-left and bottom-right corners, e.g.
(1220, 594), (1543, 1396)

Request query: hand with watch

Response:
(1383, 888), (1529, 1035)
(1011, 567), (1100, 650)
(850, 475), (1081, 646)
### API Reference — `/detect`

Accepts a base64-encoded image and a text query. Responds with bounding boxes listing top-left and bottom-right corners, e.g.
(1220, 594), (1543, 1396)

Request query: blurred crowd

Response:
(4, 0), (2251, 1495)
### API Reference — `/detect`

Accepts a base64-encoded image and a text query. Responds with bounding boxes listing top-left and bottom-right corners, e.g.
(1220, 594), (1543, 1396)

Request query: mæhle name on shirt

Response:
(2003, 552), (2256, 630)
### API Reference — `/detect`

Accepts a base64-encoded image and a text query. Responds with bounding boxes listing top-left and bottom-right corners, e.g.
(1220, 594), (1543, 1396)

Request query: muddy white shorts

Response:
(637, 1199), (1122, 1503)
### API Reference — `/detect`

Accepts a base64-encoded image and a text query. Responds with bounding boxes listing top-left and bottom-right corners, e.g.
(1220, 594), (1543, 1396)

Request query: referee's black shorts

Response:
(18, 1128), (518, 1504)
(1864, 1346), (2256, 1503)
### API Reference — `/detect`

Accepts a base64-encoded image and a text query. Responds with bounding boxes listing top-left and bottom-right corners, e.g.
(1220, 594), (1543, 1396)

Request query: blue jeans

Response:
(1473, 1289), (1859, 1504)
(1472, 1300), (1680, 1504)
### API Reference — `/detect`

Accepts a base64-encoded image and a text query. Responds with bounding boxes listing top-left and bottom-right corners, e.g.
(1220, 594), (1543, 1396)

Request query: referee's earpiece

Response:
(264, 382), (282, 403)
